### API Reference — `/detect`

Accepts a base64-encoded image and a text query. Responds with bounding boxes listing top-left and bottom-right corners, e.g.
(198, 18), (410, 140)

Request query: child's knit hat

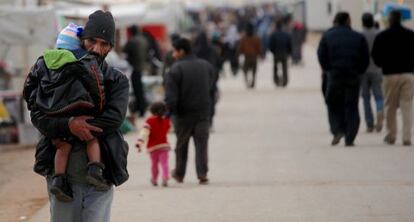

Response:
(56, 23), (83, 50)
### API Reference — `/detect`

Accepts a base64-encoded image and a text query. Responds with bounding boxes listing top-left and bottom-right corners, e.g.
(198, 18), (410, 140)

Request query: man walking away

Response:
(165, 38), (215, 184)
(360, 13), (384, 133)
(238, 23), (262, 89)
(291, 20), (307, 65)
(224, 23), (240, 76)
(269, 22), (292, 87)
(317, 12), (369, 146)
(123, 25), (148, 118)
(372, 10), (414, 146)
(193, 31), (220, 130)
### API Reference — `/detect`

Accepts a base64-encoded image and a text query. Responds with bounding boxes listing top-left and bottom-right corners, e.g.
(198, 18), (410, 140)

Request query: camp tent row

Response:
(0, 1), (186, 47)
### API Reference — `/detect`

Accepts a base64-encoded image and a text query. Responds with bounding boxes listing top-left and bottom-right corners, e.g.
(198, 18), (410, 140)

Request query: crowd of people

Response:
(160, 5), (307, 91)
(20, 4), (309, 221)
(21, 3), (414, 222)
(318, 10), (414, 147)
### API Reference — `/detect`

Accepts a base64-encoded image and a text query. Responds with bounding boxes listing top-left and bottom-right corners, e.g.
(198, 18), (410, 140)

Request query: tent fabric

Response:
(56, 3), (146, 29)
(0, 6), (57, 45)
(56, 2), (185, 32)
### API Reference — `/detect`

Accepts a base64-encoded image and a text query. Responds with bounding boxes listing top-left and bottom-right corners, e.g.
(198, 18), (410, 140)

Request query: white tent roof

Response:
(57, 1), (185, 32)
(0, 6), (57, 45)
(56, 3), (146, 28)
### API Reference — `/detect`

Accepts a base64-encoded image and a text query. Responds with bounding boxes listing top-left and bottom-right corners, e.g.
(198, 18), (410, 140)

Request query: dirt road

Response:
(0, 147), (47, 222)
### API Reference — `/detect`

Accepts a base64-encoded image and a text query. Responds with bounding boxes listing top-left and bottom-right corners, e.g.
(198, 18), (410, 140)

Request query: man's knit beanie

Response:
(81, 10), (115, 46)
(56, 23), (83, 50)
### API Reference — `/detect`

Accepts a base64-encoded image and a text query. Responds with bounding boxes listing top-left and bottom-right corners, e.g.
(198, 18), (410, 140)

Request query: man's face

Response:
(83, 37), (112, 61)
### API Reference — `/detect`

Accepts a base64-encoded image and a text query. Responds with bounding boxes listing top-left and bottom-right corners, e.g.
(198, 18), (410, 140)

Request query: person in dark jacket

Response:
(193, 31), (216, 65)
(23, 23), (110, 202)
(291, 20), (307, 65)
(123, 25), (148, 118)
(143, 30), (162, 76)
(165, 38), (215, 185)
(372, 10), (414, 146)
(269, 21), (292, 87)
(223, 23), (240, 76)
(193, 31), (220, 130)
(211, 33), (226, 76)
(317, 12), (369, 146)
(162, 33), (180, 87)
(24, 10), (129, 222)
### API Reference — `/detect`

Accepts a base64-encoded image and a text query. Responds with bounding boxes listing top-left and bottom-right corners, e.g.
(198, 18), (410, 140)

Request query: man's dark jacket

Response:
(317, 26), (370, 78)
(372, 24), (414, 75)
(24, 57), (130, 186)
(268, 30), (292, 58)
(166, 54), (215, 119)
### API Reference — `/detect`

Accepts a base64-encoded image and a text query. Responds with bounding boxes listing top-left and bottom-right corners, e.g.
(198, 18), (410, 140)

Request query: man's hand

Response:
(68, 116), (103, 141)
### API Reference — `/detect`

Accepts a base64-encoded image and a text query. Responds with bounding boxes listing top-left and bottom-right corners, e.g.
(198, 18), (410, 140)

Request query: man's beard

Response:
(81, 42), (108, 65)
(89, 52), (107, 65)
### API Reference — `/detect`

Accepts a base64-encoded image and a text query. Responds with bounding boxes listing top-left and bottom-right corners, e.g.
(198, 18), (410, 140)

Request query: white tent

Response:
(56, 3), (146, 29)
(56, 1), (185, 33)
(0, 6), (57, 46)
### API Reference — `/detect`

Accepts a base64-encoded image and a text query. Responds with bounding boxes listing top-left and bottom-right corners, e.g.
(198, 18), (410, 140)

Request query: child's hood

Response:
(43, 49), (78, 70)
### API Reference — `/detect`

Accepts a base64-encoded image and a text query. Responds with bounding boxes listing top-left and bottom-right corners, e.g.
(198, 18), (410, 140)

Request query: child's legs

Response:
(150, 151), (160, 181)
(159, 150), (169, 181)
(86, 138), (100, 163)
(53, 139), (72, 175)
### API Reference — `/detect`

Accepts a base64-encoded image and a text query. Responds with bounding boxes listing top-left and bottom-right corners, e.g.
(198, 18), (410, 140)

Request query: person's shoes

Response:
(366, 127), (374, 133)
(331, 134), (344, 146)
(384, 135), (396, 145)
(376, 112), (384, 132)
(199, 176), (209, 185)
(50, 174), (73, 202)
(162, 180), (168, 187)
(150, 179), (158, 186)
(86, 162), (111, 191)
(171, 169), (183, 183)
(345, 143), (355, 147)
(403, 141), (412, 146)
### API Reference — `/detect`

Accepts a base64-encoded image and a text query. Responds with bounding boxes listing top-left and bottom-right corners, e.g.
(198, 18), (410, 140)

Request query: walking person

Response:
(193, 31), (220, 130)
(24, 10), (129, 222)
(291, 20), (307, 65)
(23, 23), (111, 202)
(165, 38), (215, 184)
(143, 30), (162, 76)
(269, 22), (292, 87)
(123, 25), (148, 118)
(317, 12), (369, 146)
(238, 23), (262, 89)
(162, 33), (180, 87)
(136, 102), (171, 187)
(360, 13), (384, 133)
(223, 23), (240, 76)
(372, 10), (414, 146)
